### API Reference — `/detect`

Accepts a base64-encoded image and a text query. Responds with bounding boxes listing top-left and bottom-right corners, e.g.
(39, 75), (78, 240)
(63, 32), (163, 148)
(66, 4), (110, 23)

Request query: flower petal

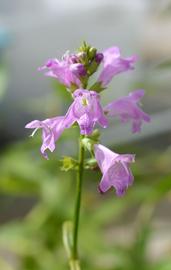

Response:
(38, 55), (81, 88)
(98, 173), (111, 193)
(98, 46), (137, 87)
(104, 90), (150, 133)
(25, 116), (67, 159)
(94, 144), (118, 173)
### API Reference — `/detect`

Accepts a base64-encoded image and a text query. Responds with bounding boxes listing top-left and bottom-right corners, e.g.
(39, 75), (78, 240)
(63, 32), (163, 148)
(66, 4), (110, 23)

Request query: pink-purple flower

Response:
(25, 89), (109, 157)
(94, 144), (135, 196)
(38, 52), (86, 88)
(25, 116), (70, 159)
(65, 89), (108, 135)
(98, 46), (137, 87)
(104, 90), (150, 133)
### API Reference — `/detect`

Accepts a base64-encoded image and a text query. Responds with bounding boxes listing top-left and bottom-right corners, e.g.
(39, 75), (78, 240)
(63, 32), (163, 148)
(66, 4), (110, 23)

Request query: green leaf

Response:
(88, 129), (100, 142)
(60, 156), (78, 172)
(84, 158), (97, 170)
(62, 221), (73, 259)
(82, 130), (100, 155)
(89, 81), (106, 92)
(157, 59), (171, 69)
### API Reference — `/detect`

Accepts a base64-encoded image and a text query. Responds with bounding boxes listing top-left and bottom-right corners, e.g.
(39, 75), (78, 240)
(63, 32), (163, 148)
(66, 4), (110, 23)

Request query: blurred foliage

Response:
(0, 64), (8, 100)
(0, 130), (171, 270)
(0, 27), (10, 101)
(157, 59), (171, 70)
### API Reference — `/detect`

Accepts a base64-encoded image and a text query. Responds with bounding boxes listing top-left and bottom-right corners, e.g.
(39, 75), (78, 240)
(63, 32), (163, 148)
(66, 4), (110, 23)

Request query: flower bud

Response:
(77, 51), (87, 61)
(95, 53), (104, 63)
(89, 47), (97, 60)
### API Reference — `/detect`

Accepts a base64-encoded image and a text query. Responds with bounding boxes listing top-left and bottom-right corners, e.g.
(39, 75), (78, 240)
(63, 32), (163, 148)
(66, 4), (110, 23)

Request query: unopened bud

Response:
(77, 52), (87, 61)
(95, 53), (104, 63)
(89, 47), (97, 60)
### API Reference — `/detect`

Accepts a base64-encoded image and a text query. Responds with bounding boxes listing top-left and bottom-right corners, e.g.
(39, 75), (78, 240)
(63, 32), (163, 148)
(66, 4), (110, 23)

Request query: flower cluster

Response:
(26, 43), (150, 196)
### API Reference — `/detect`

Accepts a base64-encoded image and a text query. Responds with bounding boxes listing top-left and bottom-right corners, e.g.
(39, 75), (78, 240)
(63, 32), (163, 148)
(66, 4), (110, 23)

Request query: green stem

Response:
(72, 135), (85, 261)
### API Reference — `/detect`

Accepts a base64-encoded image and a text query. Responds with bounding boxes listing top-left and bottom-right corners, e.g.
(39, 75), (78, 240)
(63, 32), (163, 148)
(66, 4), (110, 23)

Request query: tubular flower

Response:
(94, 144), (135, 197)
(25, 88), (108, 157)
(98, 46), (137, 87)
(25, 116), (71, 159)
(64, 89), (108, 135)
(38, 52), (86, 88)
(104, 90), (151, 133)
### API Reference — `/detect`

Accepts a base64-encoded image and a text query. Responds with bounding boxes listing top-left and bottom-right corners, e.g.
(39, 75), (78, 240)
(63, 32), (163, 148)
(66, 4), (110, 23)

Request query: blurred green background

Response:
(0, 1), (171, 269)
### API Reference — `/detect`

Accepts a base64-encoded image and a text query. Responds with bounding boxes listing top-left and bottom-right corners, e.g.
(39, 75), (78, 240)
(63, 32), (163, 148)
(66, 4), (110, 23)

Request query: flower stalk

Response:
(72, 136), (85, 262)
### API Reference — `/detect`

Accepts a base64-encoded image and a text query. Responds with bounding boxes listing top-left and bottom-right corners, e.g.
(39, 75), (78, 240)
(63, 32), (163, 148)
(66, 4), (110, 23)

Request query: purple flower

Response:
(25, 88), (108, 157)
(104, 90), (150, 133)
(98, 46), (137, 87)
(25, 116), (71, 159)
(38, 52), (86, 88)
(65, 89), (108, 135)
(94, 144), (135, 196)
